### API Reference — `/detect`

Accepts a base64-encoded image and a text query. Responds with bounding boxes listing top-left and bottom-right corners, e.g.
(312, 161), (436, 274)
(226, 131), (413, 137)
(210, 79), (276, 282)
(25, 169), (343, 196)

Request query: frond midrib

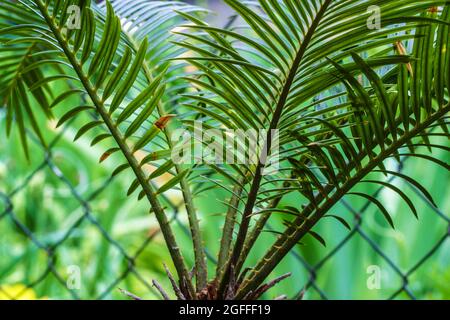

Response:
(125, 31), (208, 291)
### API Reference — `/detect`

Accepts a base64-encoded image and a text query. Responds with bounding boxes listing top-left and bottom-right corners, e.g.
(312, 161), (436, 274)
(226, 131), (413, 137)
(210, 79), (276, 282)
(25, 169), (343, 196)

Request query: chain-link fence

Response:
(0, 121), (153, 299)
(288, 159), (450, 300)
(0, 111), (223, 300)
(0, 115), (448, 300)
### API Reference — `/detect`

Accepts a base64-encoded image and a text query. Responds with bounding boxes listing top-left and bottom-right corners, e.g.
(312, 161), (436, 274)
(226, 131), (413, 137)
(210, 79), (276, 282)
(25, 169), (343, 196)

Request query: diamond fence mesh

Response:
(288, 159), (450, 300)
(0, 115), (448, 300)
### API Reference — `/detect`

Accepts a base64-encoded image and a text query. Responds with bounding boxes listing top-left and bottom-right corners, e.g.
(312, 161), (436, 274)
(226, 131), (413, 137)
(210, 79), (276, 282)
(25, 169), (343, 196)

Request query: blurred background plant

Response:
(1, 107), (449, 300)
(0, 0), (449, 300)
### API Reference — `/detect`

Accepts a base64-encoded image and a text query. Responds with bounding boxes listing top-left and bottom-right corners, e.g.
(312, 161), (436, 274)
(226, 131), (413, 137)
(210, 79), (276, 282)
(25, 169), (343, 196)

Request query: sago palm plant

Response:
(0, 0), (449, 300)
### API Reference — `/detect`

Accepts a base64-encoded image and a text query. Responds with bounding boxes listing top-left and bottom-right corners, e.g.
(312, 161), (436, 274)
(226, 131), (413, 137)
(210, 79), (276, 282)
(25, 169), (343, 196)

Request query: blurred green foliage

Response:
(1, 103), (448, 299)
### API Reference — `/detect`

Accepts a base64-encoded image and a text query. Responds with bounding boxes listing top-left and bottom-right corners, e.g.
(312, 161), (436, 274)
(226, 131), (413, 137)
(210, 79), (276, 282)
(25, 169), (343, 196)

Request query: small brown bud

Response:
(155, 114), (175, 130)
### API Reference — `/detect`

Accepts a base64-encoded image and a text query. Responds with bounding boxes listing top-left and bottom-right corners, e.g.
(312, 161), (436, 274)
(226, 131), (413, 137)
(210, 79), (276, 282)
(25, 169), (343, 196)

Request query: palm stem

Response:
(127, 34), (208, 291)
(216, 177), (245, 278)
(235, 195), (283, 272)
(218, 0), (333, 297)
